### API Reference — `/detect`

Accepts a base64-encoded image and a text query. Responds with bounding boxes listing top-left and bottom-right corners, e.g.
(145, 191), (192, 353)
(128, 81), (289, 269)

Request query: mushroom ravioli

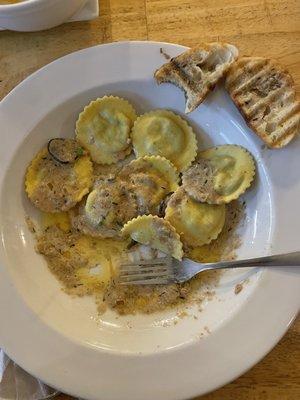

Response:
(117, 155), (179, 215)
(182, 145), (255, 204)
(131, 110), (197, 171)
(25, 139), (93, 213)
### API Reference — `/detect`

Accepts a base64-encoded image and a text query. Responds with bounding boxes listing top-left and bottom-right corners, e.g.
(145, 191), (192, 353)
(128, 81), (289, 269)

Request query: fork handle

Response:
(207, 251), (300, 269)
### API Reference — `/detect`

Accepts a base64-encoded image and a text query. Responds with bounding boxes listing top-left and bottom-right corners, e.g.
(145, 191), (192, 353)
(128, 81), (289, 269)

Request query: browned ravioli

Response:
(25, 138), (93, 213)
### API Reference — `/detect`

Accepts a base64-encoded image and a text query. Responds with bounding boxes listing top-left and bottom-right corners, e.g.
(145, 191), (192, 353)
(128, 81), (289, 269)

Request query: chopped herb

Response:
(76, 147), (84, 157)
(98, 217), (105, 226)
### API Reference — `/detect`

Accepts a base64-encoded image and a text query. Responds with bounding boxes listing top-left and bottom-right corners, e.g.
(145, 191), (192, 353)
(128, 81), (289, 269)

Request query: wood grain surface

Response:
(0, 1), (299, 399)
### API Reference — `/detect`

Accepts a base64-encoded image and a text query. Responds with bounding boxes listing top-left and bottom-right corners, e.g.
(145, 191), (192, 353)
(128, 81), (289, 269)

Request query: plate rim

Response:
(0, 41), (299, 400)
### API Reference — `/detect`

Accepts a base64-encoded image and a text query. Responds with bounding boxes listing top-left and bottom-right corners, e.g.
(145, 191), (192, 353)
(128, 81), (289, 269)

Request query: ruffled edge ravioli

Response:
(119, 155), (179, 191)
(165, 188), (226, 248)
(76, 96), (137, 165)
(118, 155), (179, 214)
(25, 148), (48, 196)
(197, 145), (255, 204)
(25, 147), (93, 212)
(70, 180), (138, 238)
(131, 110), (197, 172)
(122, 215), (183, 260)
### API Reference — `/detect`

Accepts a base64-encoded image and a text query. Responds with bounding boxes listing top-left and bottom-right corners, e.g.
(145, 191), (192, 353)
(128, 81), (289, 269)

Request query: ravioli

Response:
(122, 215), (183, 260)
(70, 180), (138, 238)
(131, 110), (197, 171)
(183, 145), (255, 204)
(118, 155), (179, 214)
(165, 188), (226, 248)
(76, 96), (137, 164)
(25, 142), (93, 213)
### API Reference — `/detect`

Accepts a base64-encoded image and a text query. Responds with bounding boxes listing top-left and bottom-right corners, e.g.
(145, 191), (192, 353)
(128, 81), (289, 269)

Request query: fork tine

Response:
(118, 256), (175, 285)
(120, 271), (172, 280)
(120, 277), (175, 285)
(119, 265), (172, 276)
(119, 265), (171, 274)
(121, 257), (169, 266)
(119, 262), (170, 270)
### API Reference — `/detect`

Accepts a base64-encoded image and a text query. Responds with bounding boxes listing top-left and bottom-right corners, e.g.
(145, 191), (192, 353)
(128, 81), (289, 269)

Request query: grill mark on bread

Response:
(170, 58), (200, 92)
(231, 65), (274, 97)
(226, 58), (268, 90)
(226, 57), (300, 148)
(246, 86), (285, 118)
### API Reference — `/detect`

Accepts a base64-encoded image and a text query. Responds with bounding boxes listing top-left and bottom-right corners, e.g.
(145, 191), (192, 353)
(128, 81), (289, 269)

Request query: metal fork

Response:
(119, 251), (300, 285)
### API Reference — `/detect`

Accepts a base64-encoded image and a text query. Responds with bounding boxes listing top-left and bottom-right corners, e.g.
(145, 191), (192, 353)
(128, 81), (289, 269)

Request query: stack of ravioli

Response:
(25, 96), (256, 263)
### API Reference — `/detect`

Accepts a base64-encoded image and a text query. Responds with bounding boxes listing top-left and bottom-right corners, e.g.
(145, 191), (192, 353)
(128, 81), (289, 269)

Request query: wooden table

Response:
(0, 1), (299, 399)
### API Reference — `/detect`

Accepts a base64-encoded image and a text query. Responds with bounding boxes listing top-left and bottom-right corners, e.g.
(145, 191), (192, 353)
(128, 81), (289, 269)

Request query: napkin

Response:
(0, 349), (59, 400)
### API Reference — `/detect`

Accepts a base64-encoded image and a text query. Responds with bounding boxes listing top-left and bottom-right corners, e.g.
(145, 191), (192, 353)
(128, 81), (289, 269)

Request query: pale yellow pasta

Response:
(184, 145), (255, 204)
(25, 147), (93, 213)
(76, 96), (137, 164)
(122, 215), (183, 260)
(118, 155), (179, 214)
(131, 110), (197, 171)
(70, 180), (138, 238)
(165, 188), (226, 248)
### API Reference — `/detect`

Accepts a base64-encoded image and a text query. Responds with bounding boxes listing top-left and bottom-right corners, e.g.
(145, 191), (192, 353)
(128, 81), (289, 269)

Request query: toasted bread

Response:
(154, 43), (238, 113)
(225, 57), (300, 148)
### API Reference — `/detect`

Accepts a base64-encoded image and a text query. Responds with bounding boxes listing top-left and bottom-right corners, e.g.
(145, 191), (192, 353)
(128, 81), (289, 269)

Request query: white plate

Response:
(0, 41), (299, 400)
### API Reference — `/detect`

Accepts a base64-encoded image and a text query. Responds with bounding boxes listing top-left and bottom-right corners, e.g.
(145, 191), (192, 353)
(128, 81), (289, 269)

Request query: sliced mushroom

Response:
(47, 138), (85, 164)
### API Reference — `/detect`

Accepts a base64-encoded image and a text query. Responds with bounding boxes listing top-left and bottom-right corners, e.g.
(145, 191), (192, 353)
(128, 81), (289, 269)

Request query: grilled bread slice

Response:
(154, 43), (238, 113)
(225, 57), (300, 148)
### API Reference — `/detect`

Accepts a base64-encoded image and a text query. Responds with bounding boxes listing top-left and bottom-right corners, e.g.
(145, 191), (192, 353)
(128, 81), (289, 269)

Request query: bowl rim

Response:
(0, 0), (65, 11)
(0, 0), (37, 9)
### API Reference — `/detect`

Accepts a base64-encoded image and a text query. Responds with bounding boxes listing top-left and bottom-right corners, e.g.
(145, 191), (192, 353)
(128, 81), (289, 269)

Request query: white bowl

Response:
(0, 42), (299, 400)
(0, 0), (87, 31)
